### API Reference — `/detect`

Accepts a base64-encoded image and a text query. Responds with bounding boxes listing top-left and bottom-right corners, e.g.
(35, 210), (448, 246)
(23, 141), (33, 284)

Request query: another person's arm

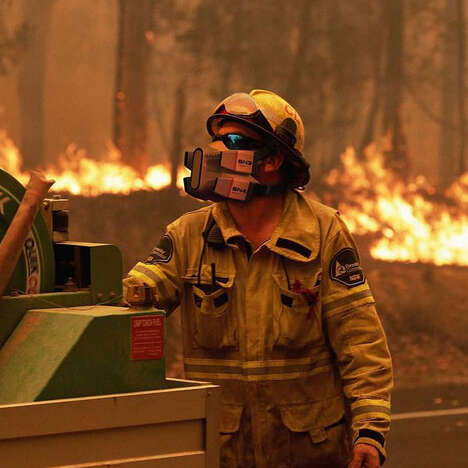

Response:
(0, 171), (55, 296)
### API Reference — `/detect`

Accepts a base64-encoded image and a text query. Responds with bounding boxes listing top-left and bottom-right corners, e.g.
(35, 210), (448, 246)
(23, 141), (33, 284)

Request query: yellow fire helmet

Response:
(206, 89), (310, 187)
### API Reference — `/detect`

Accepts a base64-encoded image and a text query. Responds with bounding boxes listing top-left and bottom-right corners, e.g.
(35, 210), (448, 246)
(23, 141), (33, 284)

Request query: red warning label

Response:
(131, 314), (164, 360)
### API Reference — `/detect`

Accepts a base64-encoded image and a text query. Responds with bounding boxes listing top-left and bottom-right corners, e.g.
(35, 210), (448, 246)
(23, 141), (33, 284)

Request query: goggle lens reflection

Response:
(214, 133), (264, 150)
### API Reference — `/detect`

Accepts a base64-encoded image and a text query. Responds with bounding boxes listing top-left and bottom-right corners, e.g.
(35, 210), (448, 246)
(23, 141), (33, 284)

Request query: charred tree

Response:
(359, 3), (385, 156)
(114, 0), (155, 173)
(326, 0), (356, 168)
(439, 0), (459, 187)
(359, 57), (383, 156)
(381, 0), (408, 176)
(456, 0), (466, 175)
(285, 0), (313, 104)
(0, 2), (29, 75)
(17, 0), (56, 168)
(170, 81), (186, 191)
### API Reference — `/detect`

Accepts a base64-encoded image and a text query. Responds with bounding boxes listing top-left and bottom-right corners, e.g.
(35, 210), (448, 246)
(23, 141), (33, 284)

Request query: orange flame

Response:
(0, 130), (185, 195)
(1, 131), (467, 266)
(325, 145), (468, 266)
(0, 130), (29, 186)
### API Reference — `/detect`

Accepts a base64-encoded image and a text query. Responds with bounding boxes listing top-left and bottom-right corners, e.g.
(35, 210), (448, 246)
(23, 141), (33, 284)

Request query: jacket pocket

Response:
(273, 273), (322, 350)
(279, 396), (350, 467)
(185, 273), (237, 350)
(279, 395), (345, 443)
(220, 404), (243, 434)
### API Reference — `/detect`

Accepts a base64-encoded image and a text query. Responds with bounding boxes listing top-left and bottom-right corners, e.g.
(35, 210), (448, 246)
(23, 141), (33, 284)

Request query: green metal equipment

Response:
(0, 167), (170, 404)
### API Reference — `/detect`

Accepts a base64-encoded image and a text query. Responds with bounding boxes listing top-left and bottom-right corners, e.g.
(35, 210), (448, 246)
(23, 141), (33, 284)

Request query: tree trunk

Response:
(170, 81), (186, 191)
(439, 0), (458, 187)
(359, 65), (382, 156)
(359, 5), (385, 156)
(17, 0), (56, 169)
(382, 0), (408, 176)
(326, 0), (352, 168)
(216, 2), (244, 98)
(285, 0), (313, 104)
(114, 0), (155, 173)
(456, 0), (466, 175)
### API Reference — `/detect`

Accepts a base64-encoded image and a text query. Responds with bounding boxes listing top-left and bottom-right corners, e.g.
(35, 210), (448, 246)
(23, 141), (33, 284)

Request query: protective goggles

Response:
(207, 93), (274, 137)
(213, 133), (265, 150)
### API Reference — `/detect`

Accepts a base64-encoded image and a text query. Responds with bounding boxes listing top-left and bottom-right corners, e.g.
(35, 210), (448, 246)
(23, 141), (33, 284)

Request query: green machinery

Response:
(0, 168), (220, 468)
(0, 167), (167, 403)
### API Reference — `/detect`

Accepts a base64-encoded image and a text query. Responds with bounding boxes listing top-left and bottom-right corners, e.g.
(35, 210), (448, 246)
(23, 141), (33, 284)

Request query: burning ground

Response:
(1, 131), (467, 387)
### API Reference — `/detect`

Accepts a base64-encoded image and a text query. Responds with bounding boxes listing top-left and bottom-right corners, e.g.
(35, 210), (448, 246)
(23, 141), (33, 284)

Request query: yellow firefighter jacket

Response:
(128, 190), (393, 468)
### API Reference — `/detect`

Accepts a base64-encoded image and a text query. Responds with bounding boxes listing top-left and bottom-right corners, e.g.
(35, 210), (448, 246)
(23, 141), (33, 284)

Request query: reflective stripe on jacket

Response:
(129, 190), (393, 467)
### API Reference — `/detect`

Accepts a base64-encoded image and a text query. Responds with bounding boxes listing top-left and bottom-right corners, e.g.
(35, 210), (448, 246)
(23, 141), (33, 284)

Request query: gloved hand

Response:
(122, 276), (161, 308)
(121, 276), (145, 306)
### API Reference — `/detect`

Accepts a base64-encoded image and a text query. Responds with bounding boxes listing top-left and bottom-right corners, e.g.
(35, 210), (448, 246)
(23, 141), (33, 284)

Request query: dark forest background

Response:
(0, 0), (467, 187)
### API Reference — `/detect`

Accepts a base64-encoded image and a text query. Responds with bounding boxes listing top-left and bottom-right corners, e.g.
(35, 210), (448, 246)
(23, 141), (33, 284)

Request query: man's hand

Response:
(24, 170), (55, 207)
(348, 443), (380, 468)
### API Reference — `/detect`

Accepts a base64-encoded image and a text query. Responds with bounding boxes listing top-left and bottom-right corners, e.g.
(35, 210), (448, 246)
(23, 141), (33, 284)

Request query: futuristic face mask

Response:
(183, 141), (284, 202)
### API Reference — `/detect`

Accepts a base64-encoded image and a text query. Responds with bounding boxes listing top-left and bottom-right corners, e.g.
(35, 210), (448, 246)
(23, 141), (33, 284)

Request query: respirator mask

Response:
(183, 134), (285, 202)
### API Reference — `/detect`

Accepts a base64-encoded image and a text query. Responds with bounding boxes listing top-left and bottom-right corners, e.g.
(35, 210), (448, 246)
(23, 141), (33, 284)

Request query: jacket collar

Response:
(265, 190), (320, 262)
(209, 190), (320, 262)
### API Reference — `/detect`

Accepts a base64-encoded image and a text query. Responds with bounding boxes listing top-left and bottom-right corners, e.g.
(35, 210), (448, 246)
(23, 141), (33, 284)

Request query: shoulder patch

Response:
(145, 234), (173, 264)
(329, 248), (365, 288)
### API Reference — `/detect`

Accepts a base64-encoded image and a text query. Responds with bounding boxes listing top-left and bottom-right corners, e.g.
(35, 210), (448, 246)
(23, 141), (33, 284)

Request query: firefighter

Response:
(125, 90), (393, 468)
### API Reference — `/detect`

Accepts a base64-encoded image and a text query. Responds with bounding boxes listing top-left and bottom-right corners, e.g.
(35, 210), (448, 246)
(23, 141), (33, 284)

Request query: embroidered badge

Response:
(145, 234), (173, 264)
(329, 248), (365, 288)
